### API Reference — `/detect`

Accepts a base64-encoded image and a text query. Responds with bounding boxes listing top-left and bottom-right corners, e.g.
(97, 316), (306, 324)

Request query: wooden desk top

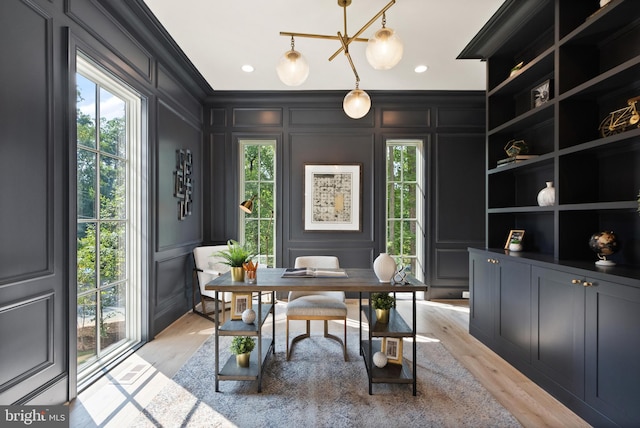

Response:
(204, 268), (427, 293)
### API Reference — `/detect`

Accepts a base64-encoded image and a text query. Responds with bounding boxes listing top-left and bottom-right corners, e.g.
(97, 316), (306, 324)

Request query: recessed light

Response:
(414, 65), (428, 73)
(242, 64), (254, 73)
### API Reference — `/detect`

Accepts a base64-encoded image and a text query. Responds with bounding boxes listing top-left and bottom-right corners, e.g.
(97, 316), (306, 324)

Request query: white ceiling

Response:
(142, 0), (504, 92)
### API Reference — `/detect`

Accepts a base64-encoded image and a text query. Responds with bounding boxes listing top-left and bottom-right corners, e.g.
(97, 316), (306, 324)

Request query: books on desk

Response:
(496, 154), (539, 167)
(281, 268), (348, 278)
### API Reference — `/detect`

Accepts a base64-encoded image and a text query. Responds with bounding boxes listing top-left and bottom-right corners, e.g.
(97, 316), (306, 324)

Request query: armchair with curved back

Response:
(285, 256), (348, 361)
(192, 245), (232, 322)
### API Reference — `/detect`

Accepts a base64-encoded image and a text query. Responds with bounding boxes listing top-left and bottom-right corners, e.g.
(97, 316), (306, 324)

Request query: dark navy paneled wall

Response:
(205, 92), (486, 298)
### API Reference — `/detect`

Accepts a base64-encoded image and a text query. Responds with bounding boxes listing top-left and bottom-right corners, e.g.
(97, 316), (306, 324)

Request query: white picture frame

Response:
(304, 164), (362, 231)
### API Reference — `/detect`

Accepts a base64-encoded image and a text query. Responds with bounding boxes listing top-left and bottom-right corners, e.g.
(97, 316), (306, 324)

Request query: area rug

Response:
(132, 322), (521, 428)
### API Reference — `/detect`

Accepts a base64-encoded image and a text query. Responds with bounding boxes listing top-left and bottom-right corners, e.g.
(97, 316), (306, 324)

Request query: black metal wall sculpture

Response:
(174, 149), (193, 220)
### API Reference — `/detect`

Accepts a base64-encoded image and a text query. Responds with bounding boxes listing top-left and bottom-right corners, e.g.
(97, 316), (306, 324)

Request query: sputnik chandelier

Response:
(276, 0), (403, 119)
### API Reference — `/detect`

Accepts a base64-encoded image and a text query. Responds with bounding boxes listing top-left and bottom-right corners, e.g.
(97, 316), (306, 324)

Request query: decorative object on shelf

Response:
(173, 149), (193, 220)
(381, 337), (403, 364)
(503, 139), (528, 158)
(537, 181), (556, 206)
(230, 336), (255, 367)
(508, 238), (522, 252)
(304, 164), (362, 231)
(509, 61), (524, 77)
(598, 96), (640, 137)
(231, 293), (252, 320)
(373, 351), (388, 368)
(589, 231), (619, 266)
(241, 308), (256, 324)
(371, 292), (395, 323)
(216, 240), (252, 282)
(637, 190), (640, 216)
(504, 230), (525, 250)
(392, 264), (407, 284)
(373, 252), (397, 283)
(531, 79), (552, 108)
(243, 260), (258, 284)
(278, 0), (402, 119)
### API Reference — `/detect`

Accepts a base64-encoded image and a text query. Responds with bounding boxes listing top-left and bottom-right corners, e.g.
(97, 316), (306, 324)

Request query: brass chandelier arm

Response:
(279, 31), (367, 43)
(338, 31), (360, 83)
(328, 0), (396, 61)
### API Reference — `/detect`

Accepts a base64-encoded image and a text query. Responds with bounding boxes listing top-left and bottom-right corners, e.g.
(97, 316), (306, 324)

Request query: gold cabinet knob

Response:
(571, 279), (581, 284)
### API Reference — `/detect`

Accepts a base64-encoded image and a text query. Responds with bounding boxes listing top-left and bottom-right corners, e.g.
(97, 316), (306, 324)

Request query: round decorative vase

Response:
(375, 308), (390, 324)
(231, 267), (245, 282)
(373, 351), (388, 368)
(373, 253), (397, 283)
(508, 242), (522, 252)
(537, 181), (555, 206)
(242, 308), (256, 324)
(236, 352), (250, 367)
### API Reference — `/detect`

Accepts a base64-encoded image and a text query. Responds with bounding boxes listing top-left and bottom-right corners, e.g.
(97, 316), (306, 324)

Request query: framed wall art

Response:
(304, 163), (362, 231)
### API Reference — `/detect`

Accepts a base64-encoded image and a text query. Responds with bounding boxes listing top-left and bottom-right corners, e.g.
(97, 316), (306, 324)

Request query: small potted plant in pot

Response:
(216, 240), (252, 281)
(230, 336), (255, 367)
(371, 292), (395, 323)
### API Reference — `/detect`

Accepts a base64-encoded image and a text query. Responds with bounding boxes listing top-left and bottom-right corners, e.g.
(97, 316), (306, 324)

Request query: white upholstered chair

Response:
(192, 245), (232, 322)
(286, 256), (348, 361)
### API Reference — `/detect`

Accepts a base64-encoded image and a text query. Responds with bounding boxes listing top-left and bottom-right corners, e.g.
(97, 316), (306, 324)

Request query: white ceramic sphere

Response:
(373, 351), (388, 368)
(241, 308), (256, 324)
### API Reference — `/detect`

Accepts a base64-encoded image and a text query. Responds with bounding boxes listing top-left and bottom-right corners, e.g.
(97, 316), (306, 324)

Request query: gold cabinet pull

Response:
(571, 279), (581, 284)
(582, 281), (593, 287)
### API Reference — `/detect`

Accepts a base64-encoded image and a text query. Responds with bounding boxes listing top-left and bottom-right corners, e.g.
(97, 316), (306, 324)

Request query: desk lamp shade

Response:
(239, 195), (256, 214)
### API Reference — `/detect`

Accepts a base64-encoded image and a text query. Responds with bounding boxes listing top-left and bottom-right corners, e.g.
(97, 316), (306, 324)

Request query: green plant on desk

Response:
(216, 239), (252, 267)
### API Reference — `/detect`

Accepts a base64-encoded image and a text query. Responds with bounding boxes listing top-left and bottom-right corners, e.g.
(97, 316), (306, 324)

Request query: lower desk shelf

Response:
(214, 298), (275, 392)
(360, 339), (414, 384)
(219, 337), (275, 381)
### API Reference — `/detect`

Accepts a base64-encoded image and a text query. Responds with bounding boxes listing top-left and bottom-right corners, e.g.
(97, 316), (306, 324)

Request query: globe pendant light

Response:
(366, 13), (403, 70)
(343, 83), (371, 119)
(276, 37), (309, 86)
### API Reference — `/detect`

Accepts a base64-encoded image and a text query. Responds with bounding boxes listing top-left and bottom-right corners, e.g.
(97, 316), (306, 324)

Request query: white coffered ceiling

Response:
(142, 0), (504, 92)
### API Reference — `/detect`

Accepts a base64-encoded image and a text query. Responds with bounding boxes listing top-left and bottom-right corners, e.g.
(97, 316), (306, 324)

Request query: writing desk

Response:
(206, 268), (428, 394)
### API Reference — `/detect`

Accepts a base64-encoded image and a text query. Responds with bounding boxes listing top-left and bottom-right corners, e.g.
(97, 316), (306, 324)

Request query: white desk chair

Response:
(286, 256), (348, 361)
(192, 245), (232, 322)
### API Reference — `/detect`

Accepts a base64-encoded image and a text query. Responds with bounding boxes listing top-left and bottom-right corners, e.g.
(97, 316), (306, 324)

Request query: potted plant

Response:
(509, 237), (522, 252)
(371, 292), (395, 323)
(230, 336), (255, 367)
(216, 240), (252, 281)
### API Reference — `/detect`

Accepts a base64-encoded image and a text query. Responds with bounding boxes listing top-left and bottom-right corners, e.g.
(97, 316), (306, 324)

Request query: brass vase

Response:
(236, 352), (250, 367)
(375, 308), (390, 323)
(231, 267), (245, 282)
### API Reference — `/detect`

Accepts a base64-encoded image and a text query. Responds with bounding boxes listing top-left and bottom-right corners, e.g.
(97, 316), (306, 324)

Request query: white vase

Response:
(373, 253), (397, 283)
(537, 181), (555, 206)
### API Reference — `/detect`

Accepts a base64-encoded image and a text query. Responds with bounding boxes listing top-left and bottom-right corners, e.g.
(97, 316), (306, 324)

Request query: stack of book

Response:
(497, 154), (538, 167)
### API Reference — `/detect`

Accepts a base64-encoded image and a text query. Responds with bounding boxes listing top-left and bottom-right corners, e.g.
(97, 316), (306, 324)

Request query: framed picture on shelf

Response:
(504, 229), (525, 249)
(531, 79), (552, 108)
(381, 337), (403, 365)
(231, 292), (252, 320)
(304, 163), (362, 231)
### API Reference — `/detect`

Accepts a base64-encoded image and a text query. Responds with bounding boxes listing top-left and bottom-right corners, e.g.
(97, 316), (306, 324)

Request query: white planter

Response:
(373, 253), (397, 283)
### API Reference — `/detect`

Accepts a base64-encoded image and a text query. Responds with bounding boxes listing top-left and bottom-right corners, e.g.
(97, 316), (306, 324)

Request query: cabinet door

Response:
(469, 252), (496, 343)
(496, 260), (531, 362)
(585, 279), (640, 426)
(532, 267), (585, 397)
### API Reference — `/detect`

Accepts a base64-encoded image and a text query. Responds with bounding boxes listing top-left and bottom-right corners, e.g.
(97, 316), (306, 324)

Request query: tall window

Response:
(386, 140), (425, 281)
(76, 54), (143, 386)
(239, 140), (276, 267)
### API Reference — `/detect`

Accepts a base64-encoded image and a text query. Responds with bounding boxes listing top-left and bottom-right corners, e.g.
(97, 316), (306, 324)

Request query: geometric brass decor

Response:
(174, 149), (193, 220)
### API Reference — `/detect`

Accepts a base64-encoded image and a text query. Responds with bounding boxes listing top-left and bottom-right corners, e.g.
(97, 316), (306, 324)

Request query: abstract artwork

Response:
(304, 164), (361, 231)
(174, 149), (193, 220)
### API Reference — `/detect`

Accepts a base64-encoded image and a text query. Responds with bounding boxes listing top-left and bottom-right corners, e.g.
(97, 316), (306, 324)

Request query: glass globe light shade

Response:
(276, 49), (309, 86)
(366, 27), (403, 70)
(343, 89), (371, 119)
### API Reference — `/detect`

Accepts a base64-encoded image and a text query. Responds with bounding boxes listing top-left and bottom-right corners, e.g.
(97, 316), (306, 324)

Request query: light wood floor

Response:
(69, 299), (590, 427)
